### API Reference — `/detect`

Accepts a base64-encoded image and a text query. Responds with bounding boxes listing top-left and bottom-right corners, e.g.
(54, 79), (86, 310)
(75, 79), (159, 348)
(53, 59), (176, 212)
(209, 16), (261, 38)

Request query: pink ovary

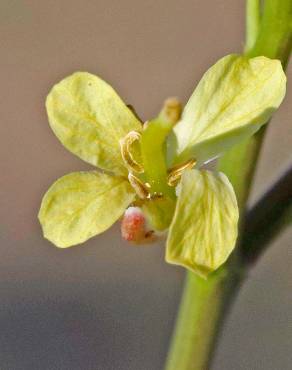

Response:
(121, 207), (156, 244)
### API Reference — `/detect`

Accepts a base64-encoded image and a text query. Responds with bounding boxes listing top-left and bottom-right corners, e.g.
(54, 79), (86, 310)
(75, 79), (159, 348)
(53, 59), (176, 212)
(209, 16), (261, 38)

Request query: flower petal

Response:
(38, 171), (135, 248)
(166, 169), (239, 277)
(169, 55), (286, 165)
(46, 72), (142, 175)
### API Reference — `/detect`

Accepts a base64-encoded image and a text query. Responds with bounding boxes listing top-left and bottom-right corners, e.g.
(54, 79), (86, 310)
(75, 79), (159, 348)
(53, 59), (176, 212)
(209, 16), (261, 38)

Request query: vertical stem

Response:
(165, 267), (242, 370)
(241, 166), (292, 264)
(245, 0), (261, 53)
(217, 133), (265, 209)
(247, 0), (292, 66)
(164, 1), (291, 369)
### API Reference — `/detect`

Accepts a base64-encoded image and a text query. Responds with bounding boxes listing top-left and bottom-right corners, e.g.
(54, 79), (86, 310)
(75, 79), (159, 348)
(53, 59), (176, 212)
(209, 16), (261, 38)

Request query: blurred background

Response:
(1, 1), (291, 369)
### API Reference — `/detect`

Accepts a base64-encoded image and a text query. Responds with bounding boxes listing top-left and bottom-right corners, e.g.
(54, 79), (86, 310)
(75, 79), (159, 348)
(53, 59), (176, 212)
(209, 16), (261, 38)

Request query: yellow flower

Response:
(39, 54), (286, 277)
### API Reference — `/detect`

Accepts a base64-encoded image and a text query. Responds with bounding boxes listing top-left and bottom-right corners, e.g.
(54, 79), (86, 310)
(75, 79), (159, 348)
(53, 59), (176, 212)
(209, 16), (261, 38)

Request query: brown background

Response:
(1, 1), (291, 369)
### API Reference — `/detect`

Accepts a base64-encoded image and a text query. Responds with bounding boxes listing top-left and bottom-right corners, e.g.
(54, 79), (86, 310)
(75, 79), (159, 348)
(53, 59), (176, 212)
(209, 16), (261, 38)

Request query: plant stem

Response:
(164, 1), (291, 369)
(164, 267), (243, 370)
(247, 0), (292, 66)
(245, 0), (261, 53)
(241, 165), (292, 265)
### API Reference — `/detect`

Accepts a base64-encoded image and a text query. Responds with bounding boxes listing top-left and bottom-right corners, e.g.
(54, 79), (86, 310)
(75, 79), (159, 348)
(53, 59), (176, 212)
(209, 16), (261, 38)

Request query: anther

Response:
(128, 173), (151, 199)
(120, 131), (144, 173)
(167, 159), (197, 186)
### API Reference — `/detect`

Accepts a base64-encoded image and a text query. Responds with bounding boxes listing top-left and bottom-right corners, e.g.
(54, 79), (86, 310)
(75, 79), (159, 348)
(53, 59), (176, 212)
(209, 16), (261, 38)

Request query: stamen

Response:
(128, 173), (151, 199)
(167, 159), (197, 186)
(120, 131), (144, 173)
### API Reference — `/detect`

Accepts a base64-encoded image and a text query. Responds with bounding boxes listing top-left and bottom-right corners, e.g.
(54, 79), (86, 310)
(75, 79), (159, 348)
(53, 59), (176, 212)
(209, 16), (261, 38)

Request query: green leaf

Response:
(169, 54), (286, 166)
(46, 72), (142, 175)
(166, 169), (239, 277)
(38, 171), (135, 248)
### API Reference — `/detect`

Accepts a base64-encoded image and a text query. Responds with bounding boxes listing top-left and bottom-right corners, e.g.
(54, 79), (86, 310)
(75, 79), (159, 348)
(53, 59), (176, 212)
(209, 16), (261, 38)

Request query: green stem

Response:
(245, 0), (261, 53)
(241, 165), (292, 265)
(164, 1), (291, 369)
(247, 0), (292, 66)
(165, 267), (243, 370)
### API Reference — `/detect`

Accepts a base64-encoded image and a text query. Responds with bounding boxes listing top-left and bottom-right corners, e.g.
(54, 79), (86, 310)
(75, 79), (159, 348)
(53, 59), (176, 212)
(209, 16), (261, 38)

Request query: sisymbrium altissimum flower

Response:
(39, 54), (286, 277)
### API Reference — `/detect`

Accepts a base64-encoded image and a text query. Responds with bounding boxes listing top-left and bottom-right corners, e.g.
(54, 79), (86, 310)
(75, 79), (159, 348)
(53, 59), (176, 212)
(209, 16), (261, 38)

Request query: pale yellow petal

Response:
(166, 169), (239, 277)
(46, 72), (142, 175)
(38, 171), (135, 248)
(170, 55), (286, 165)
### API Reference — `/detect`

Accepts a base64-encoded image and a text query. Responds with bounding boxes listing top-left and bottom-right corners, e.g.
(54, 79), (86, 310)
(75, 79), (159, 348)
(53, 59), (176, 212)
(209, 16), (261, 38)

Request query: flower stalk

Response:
(164, 1), (292, 369)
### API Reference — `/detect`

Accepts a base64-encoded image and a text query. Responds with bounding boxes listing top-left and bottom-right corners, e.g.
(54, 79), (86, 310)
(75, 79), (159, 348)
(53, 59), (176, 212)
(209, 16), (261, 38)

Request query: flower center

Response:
(120, 129), (196, 200)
